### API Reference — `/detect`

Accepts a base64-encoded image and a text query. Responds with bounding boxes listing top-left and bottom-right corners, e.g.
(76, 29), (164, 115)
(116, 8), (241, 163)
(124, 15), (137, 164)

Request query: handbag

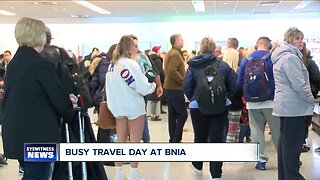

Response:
(96, 92), (116, 129)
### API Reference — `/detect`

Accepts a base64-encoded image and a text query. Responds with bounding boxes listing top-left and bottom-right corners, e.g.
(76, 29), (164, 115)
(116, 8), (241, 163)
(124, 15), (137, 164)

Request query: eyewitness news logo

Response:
(24, 143), (58, 162)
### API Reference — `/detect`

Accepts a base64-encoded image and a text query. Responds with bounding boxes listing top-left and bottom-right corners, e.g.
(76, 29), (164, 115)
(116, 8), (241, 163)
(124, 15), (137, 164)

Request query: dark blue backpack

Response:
(243, 52), (272, 102)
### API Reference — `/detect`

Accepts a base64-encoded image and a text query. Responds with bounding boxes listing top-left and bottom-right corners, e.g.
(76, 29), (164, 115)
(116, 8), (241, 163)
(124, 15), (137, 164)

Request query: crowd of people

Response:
(0, 17), (319, 180)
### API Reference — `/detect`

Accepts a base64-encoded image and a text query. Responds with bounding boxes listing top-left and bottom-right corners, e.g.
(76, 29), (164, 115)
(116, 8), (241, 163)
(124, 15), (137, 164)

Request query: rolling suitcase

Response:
(65, 107), (87, 180)
(52, 108), (108, 180)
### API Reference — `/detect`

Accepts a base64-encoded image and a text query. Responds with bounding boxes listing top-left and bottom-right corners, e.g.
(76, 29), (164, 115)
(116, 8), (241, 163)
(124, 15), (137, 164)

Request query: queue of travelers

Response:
(0, 16), (319, 180)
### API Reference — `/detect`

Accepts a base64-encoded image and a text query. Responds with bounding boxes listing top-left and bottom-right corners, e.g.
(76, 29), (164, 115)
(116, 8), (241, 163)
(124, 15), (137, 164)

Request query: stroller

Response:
(52, 107), (108, 180)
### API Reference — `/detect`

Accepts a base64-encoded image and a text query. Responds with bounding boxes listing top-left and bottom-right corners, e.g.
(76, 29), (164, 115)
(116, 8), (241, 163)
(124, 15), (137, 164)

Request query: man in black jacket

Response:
(41, 28), (79, 96)
(147, 46), (165, 120)
(0, 50), (12, 166)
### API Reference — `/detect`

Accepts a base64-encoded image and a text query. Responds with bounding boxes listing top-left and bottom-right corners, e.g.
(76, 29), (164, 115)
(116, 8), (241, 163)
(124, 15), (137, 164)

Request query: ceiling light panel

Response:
(73, 0), (111, 14)
(192, 0), (205, 12)
(234, 1), (258, 14)
(253, 0), (280, 14)
(0, 9), (16, 16)
(215, 1), (237, 15)
(294, 0), (314, 9)
(95, 1), (177, 17)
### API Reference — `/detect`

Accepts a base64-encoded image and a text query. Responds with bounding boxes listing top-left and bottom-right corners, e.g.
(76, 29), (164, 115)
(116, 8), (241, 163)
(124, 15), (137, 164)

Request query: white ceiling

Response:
(0, 0), (320, 24)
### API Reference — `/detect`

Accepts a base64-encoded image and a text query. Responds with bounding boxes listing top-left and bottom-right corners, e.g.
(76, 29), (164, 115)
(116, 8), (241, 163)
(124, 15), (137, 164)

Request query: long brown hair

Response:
(111, 35), (135, 64)
(301, 42), (307, 68)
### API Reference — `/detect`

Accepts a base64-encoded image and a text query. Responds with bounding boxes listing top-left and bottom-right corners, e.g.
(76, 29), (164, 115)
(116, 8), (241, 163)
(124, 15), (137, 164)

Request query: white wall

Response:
(1, 17), (320, 57)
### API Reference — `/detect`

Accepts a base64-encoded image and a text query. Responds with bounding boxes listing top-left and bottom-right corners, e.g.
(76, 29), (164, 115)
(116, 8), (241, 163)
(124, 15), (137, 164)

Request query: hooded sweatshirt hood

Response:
(187, 53), (215, 67)
(271, 42), (302, 65)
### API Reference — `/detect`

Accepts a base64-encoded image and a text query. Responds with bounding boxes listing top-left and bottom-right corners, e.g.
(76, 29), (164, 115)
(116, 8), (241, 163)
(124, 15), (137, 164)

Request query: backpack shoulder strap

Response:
(246, 51), (271, 62)
(261, 51), (272, 60)
(211, 58), (221, 69)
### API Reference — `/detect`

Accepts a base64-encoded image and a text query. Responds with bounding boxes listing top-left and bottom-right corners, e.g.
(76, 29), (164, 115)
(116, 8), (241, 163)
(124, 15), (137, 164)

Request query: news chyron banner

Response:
(25, 143), (259, 162)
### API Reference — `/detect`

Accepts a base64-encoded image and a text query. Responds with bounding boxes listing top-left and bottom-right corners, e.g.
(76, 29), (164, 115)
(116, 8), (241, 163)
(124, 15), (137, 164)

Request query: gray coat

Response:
(271, 43), (314, 117)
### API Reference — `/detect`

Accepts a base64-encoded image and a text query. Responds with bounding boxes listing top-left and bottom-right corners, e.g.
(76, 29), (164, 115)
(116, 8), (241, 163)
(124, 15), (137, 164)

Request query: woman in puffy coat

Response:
(90, 44), (116, 146)
(183, 37), (237, 179)
(271, 27), (313, 180)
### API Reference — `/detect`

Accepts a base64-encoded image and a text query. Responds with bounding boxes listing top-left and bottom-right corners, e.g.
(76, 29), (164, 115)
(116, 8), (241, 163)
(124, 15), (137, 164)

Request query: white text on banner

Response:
(59, 143), (259, 162)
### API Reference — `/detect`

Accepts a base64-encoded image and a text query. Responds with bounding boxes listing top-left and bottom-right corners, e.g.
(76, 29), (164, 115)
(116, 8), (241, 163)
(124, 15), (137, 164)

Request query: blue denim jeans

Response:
(141, 115), (150, 143)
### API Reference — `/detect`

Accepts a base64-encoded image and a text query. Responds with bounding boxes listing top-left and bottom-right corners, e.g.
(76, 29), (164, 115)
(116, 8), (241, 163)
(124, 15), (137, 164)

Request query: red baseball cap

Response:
(152, 46), (161, 52)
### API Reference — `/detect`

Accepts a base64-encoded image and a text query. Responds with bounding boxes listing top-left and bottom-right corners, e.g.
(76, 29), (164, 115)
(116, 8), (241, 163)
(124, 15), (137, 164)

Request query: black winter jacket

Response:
(90, 58), (110, 107)
(306, 55), (320, 98)
(41, 45), (79, 95)
(183, 54), (238, 103)
(1, 46), (74, 160)
(0, 60), (6, 81)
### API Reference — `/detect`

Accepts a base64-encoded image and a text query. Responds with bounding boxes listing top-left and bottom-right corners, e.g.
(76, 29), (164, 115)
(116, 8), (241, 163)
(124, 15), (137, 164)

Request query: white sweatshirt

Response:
(106, 57), (156, 119)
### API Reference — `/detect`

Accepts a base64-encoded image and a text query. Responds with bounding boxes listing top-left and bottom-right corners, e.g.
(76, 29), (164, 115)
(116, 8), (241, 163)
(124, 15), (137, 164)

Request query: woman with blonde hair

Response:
(222, 46), (243, 144)
(1, 17), (77, 180)
(223, 48), (239, 72)
(183, 37), (237, 179)
(106, 35), (156, 180)
(272, 27), (313, 180)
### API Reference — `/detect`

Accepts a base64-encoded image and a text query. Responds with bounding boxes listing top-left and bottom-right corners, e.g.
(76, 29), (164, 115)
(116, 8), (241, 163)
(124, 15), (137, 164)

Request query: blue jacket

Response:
(238, 50), (275, 100)
(90, 58), (110, 107)
(183, 54), (238, 103)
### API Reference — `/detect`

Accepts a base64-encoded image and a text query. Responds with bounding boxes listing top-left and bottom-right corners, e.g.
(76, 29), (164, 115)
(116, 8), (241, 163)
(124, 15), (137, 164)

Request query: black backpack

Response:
(41, 46), (94, 110)
(56, 47), (94, 109)
(195, 60), (227, 115)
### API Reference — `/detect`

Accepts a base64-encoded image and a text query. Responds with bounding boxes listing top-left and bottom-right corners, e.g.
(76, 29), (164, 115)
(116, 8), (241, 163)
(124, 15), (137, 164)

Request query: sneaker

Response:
(19, 165), (24, 175)
(150, 116), (162, 121)
(0, 154), (8, 166)
(161, 110), (167, 114)
(245, 137), (252, 143)
(255, 162), (266, 170)
(315, 147), (320, 152)
(189, 163), (203, 175)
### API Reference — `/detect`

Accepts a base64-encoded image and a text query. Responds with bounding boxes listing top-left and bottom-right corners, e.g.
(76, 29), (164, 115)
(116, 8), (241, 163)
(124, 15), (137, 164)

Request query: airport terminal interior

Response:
(0, 108), (320, 180)
(0, 1), (320, 180)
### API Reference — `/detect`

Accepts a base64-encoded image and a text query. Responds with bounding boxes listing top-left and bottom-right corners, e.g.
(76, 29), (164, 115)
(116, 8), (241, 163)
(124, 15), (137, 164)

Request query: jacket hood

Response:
(187, 54), (215, 67)
(271, 42), (302, 64)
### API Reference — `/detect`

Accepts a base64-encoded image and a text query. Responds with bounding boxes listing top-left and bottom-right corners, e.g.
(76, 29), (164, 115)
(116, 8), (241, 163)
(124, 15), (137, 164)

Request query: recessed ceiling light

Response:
(70, 15), (89, 18)
(224, 3), (228, 5)
(0, 9), (16, 16)
(294, 0), (314, 9)
(258, 1), (281, 5)
(192, 0), (205, 12)
(34, 1), (58, 5)
(73, 1), (111, 14)
(261, 3), (275, 6)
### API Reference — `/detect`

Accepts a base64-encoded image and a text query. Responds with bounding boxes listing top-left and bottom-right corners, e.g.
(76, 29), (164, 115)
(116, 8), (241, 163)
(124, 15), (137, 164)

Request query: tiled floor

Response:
(1, 107), (320, 180)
